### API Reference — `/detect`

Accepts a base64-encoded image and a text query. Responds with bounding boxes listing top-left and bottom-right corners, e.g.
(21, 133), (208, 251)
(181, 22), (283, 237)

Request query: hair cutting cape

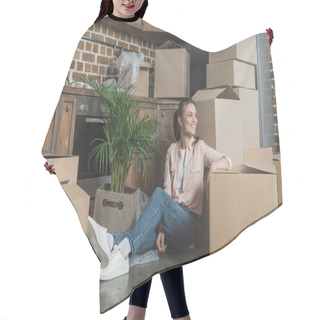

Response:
(42, 16), (282, 313)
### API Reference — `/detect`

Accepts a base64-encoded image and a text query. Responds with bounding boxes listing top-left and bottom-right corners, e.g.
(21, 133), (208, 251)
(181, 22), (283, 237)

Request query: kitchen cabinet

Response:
(42, 93), (77, 156)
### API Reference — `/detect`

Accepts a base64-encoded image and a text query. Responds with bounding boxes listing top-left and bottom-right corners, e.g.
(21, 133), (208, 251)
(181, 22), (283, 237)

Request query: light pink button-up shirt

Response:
(163, 137), (232, 216)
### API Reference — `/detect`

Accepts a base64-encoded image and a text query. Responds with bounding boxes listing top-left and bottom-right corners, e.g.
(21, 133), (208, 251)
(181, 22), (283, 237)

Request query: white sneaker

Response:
(100, 245), (129, 281)
(87, 216), (111, 268)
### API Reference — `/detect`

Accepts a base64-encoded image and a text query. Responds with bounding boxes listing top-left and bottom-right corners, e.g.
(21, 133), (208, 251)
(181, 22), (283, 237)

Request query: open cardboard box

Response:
(154, 40), (190, 98)
(205, 147), (278, 253)
(192, 86), (244, 165)
(45, 155), (90, 235)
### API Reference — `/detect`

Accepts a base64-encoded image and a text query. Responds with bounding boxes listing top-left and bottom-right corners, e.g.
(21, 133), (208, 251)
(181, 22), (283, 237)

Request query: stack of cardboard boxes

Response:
(193, 35), (260, 165)
(191, 36), (282, 252)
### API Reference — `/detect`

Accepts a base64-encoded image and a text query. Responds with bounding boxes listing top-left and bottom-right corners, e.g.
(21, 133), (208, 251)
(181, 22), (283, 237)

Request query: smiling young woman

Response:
(95, 0), (148, 22)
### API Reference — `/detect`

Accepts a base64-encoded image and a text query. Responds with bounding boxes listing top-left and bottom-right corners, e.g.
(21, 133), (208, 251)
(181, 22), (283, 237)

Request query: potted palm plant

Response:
(79, 75), (160, 232)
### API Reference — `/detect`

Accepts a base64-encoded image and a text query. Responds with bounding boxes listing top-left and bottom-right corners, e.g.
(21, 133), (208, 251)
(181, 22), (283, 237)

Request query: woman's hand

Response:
(44, 161), (56, 175)
(156, 230), (167, 253)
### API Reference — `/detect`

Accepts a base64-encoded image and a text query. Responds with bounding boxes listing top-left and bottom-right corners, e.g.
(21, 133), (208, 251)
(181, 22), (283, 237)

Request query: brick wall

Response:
(67, 23), (157, 88)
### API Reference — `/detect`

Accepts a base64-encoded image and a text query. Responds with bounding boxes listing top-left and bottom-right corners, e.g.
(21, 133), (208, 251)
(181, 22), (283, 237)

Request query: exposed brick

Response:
(115, 31), (120, 39)
(105, 37), (117, 46)
(141, 48), (150, 56)
(83, 31), (91, 38)
(273, 115), (278, 122)
(85, 63), (91, 72)
(147, 41), (151, 49)
(120, 32), (126, 41)
(101, 26), (108, 35)
(92, 33), (104, 42)
(150, 51), (155, 58)
(82, 52), (96, 63)
(99, 66), (106, 75)
(114, 49), (122, 58)
(95, 24), (101, 33)
(88, 26), (94, 31)
(70, 60), (76, 70)
(93, 44), (99, 53)
(138, 39), (142, 46)
(92, 65), (99, 74)
(107, 48), (113, 56)
(77, 41), (85, 50)
(97, 56), (109, 65)
(107, 28), (114, 37)
(133, 37), (139, 45)
(100, 46), (106, 55)
(76, 61), (84, 71)
(73, 50), (81, 60)
(130, 44), (139, 53)
(85, 42), (92, 51)
(272, 96), (277, 105)
(118, 41), (129, 50)
(102, 76), (108, 83)
(72, 72), (86, 81)
(127, 35), (132, 43)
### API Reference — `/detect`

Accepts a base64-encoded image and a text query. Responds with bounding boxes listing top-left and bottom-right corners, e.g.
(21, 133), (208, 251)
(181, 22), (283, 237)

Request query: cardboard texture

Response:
(209, 35), (257, 65)
(46, 155), (90, 234)
(45, 155), (79, 184)
(208, 147), (278, 253)
(135, 62), (152, 97)
(154, 40), (190, 98)
(192, 86), (244, 165)
(62, 184), (90, 235)
(206, 59), (256, 89)
(233, 87), (260, 150)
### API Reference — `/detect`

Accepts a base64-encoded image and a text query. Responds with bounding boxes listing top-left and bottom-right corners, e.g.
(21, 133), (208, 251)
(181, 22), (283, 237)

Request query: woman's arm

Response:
(209, 156), (231, 172)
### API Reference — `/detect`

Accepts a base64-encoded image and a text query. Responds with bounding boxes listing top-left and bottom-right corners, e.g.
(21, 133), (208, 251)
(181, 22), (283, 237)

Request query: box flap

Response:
(140, 61), (152, 69)
(243, 148), (276, 174)
(45, 155), (79, 184)
(158, 40), (183, 49)
(216, 85), (240, 100)
(192, 85), (239, 101)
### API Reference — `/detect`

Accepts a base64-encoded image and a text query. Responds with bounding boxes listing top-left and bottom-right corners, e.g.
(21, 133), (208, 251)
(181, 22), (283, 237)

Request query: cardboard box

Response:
(154, 40), (190, 98)
(206, 59), (256, 90)
(208, 147), (278, 253)
(232, 87), (260, 149)
(45, 155), (79, 184)
(135, 62), (152, 97)
(62, 184), (90, 235)
(192, 86), (244, 165)
(45, 155), (89, 234)
(209, 35), (257, 65)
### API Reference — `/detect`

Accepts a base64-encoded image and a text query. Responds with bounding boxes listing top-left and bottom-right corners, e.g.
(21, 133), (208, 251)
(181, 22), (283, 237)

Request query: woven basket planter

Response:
(93, 183), (140, 233)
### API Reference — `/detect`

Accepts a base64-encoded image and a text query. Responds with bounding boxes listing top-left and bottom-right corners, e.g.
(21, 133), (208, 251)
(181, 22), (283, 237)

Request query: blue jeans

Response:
(114, 187), (198, 256)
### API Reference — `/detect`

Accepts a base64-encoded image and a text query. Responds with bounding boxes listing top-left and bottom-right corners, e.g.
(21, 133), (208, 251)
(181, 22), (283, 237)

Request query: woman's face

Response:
(178, 103), (198, 138)
(112, 0), (145, 18)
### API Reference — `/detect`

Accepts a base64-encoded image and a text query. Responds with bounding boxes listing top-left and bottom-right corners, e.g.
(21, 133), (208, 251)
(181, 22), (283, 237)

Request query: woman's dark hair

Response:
(173, 98), (198, 142)
(95, 0), (148, 23)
